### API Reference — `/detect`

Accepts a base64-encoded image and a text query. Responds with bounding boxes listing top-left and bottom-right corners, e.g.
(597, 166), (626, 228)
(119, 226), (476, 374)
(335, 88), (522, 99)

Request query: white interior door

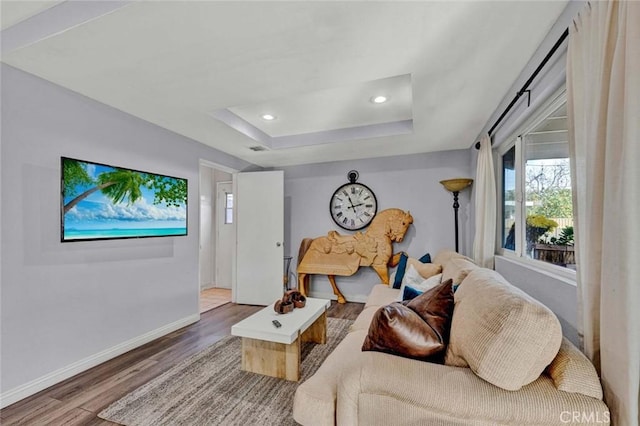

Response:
(215, 181), (233, 289)
(234, 171), (284, 305)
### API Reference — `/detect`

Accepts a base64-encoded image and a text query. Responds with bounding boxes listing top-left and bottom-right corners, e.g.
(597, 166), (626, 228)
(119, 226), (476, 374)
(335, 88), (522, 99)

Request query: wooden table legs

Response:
(240, 311), (327, 381)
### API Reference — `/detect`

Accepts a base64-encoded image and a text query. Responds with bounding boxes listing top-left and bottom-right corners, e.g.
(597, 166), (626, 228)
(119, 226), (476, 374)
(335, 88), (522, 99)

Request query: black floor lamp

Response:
(440, 178), (473, 253)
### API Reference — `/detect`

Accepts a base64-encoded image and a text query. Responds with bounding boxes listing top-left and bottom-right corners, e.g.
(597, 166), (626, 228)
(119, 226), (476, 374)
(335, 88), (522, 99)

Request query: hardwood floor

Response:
(199, 287), (232, 313)
(0, 300), (364, 425)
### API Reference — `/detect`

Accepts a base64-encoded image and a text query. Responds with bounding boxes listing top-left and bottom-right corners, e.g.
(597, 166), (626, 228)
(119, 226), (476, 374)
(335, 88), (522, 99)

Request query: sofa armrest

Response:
(364, 284), (400, 309)
(293, 330), (368, 426)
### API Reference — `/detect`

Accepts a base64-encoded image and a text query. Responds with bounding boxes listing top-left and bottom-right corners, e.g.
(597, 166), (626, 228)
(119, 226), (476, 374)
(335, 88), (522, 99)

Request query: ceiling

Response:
(0, 1), (568, 167)
(227, 74), (413, 138)
(0, 0), (63, 30)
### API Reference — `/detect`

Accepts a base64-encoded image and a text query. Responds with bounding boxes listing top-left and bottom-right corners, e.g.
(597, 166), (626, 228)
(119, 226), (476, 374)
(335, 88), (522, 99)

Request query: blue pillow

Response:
(392, 252), (432, 289)
(402, 285), (423, 300)
(392, 253), (408, 289)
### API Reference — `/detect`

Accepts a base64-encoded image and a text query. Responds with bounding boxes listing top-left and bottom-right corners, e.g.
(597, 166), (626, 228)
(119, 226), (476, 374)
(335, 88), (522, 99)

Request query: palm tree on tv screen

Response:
(62, 158), (186, 214)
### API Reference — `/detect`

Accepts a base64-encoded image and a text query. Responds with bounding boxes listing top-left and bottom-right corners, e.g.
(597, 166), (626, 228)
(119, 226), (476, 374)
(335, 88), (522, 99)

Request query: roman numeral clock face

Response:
(330, 183), (378, 231)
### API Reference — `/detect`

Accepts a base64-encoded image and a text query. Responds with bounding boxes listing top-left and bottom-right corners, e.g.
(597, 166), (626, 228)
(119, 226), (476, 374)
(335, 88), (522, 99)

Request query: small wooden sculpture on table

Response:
(297, 208), (413, 303)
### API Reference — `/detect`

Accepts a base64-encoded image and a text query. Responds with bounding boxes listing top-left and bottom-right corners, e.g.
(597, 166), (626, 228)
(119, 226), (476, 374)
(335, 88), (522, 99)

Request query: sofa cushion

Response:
(362, 303), (447, 361)
(445, 268), (562, 391)
(401, 273), (442, 301)
(349, 306), (379, 332)
(337, 351), (610, 426)
(391, 252), (409, 288)
(396, 263), (442, 300)
(401, 286), (423, 301)
(406, 258), (442, 280)
(392, 252), (433, 289)
(441, 258), (477, 286)
(397, 264), (425, 301)
(432, 249), (473, 267)
(546, 337), (604, 399)
(406, 278), (454, 328)
(363, 280), (454, 361)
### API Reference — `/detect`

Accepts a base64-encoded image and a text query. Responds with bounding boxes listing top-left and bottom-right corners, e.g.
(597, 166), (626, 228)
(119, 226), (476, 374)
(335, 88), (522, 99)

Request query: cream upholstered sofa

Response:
(293, 250), (610, 426)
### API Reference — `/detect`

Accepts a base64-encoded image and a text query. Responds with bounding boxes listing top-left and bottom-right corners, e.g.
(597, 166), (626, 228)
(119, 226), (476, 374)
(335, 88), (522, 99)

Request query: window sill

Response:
(495, 251), (577, 287)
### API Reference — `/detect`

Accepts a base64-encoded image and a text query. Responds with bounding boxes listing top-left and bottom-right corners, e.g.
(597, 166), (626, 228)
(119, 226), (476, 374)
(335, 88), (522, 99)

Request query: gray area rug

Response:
(99, 317), (353, 426)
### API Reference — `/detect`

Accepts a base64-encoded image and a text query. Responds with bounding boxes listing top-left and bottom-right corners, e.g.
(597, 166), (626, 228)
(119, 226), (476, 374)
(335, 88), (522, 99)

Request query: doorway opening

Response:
(199, 161), (236, 314)
(199, 287), (231, 313)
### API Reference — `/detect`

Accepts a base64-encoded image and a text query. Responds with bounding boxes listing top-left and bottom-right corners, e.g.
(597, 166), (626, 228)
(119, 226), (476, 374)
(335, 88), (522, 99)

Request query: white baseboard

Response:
(0, 313), (200, 409)
(308, 291), (368, 304)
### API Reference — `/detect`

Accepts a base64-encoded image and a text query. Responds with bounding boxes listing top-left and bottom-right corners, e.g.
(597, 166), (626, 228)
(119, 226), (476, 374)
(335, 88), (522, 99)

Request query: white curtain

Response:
(472, 134), (496, 269)
(567, 2), (640, 425)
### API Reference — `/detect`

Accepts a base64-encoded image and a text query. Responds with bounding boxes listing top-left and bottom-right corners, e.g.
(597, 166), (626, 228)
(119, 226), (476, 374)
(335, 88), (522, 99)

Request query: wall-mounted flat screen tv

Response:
(61, 157), (187, 242)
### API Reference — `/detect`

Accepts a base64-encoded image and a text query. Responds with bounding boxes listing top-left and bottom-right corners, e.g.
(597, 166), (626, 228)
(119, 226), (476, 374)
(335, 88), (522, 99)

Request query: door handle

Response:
(276, 242), (282, 247)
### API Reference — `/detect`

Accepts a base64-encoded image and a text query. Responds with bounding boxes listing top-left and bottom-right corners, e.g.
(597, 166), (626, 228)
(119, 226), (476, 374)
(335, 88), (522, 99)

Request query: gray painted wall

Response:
(281, 150), (473, 302)
(0, 64), (254, 399)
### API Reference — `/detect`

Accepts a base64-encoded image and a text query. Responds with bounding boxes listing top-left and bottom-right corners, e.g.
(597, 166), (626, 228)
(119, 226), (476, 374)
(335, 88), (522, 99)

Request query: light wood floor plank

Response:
(83, 417), (118, 426)
(1, 396), (62, 425)
(43, 407), (95, 426)
(199, 287), (231, 313)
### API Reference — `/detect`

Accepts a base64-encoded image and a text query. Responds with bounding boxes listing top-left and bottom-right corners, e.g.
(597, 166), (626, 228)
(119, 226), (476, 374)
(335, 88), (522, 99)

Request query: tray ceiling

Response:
(0, 1), (568, 167)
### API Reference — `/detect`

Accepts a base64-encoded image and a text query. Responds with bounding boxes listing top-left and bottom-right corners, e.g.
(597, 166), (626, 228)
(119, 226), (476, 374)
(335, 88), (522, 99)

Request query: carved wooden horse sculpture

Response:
(297, 208), (413, 303)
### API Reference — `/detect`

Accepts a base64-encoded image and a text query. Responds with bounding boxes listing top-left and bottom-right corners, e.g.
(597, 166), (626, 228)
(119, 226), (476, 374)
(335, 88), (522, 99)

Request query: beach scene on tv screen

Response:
(62, 158), (187, 241)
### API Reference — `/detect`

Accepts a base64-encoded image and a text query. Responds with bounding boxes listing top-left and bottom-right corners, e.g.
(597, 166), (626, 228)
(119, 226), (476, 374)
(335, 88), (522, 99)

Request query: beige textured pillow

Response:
(546, 338), (603, 399)
(432, 250), (473, 267)
(445, 268), (562, 391)
(406, 258), (442, 280)
(441, 258), (477, 285)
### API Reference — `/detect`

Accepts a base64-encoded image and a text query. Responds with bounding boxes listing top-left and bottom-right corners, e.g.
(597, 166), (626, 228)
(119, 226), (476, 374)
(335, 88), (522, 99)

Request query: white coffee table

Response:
(231, 297), (331, 381)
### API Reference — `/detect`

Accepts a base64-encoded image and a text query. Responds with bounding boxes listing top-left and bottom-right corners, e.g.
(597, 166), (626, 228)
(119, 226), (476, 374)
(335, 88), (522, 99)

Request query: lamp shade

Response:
(440, 178), (473, 192)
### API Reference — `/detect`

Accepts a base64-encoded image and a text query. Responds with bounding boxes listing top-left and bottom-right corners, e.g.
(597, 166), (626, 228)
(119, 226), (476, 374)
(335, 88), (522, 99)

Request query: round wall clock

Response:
(329, 170), (378, 231)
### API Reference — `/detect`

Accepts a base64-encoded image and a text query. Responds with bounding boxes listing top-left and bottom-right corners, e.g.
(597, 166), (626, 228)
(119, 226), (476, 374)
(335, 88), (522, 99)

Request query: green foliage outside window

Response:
(526, 187), (573, 218)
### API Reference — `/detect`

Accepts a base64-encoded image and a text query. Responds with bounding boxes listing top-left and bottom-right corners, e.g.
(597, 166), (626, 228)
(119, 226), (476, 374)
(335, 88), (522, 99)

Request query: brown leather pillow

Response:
(406, 278), (454, 345)
(362, 279), (454, 361)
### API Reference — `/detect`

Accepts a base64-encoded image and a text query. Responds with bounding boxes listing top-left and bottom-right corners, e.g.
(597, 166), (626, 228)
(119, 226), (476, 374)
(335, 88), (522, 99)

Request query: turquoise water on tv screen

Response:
(64, 227), (186, 240)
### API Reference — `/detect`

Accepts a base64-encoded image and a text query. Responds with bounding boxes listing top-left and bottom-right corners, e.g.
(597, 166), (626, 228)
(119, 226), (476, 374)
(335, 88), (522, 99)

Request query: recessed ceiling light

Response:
(371, 95), (388, 104)
(261, 114), (276, 121)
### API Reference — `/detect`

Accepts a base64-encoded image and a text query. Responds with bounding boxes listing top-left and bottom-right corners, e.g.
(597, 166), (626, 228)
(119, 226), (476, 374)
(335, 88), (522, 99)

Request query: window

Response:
(502, 145), (516, 250)
(500, 98), (575, 270)
(224, 192), (233, 224)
